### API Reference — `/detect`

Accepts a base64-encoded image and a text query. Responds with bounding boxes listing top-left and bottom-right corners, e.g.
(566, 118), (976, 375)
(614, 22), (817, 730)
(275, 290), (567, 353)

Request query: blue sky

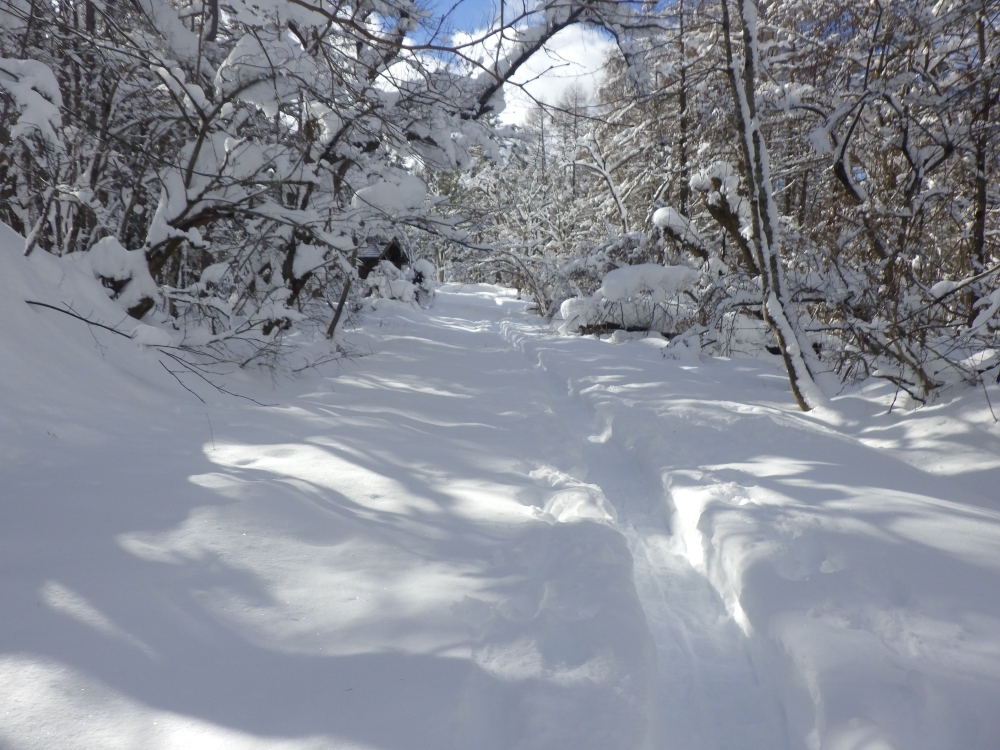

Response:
(423, 0), (499, 34)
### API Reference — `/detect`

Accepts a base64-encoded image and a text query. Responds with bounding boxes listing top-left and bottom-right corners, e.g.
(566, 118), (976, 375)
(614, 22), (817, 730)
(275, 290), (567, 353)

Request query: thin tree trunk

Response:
(677, 0), (690, 214)
(972, 12), (992, 269)
(720, 0), (821, 411)
(327, 250), (358, 339)
(326, 277), (352, 339)
(206, 0), (219, 41)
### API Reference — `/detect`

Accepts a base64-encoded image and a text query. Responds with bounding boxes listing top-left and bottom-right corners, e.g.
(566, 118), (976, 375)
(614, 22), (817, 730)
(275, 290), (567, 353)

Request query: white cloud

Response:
(501, 25), (615, 124)
(451, 23), (617, 125)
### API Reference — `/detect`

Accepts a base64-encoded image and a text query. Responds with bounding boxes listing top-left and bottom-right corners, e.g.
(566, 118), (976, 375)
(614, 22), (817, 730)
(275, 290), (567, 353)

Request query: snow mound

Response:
(560, 263), (699, 334)
(508, 316), (1000, 750)
(529, 466), (618, 525)
(0, 221), (180, 468)
(600, 263), (698, 304)
(82, 235), (160, 311)
(366, 258), (436, 306)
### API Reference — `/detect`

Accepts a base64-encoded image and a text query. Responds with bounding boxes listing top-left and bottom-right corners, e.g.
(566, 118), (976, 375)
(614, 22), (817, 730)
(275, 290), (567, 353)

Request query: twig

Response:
(981, 376), (998, 424)
(23, 187), (58, 257)
(206, 413), (216, 449)
(160, 361), (206, 403)
(886, 385), (900, 415)
(896, 263), (1000, 325)
(25, 300), (134, 338)
(326, 277), (352, 339)
(159, 350), (276, 406)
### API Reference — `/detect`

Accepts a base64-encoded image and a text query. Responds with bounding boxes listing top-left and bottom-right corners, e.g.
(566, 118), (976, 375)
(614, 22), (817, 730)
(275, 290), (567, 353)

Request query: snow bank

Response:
(0, 224), (160, 339)
(82, 235), (160, 312)
(365, 257), (436, 306)
(600, 264), (698, 303)
(0, 221), (182, 468)
(528, 466), (618, 525)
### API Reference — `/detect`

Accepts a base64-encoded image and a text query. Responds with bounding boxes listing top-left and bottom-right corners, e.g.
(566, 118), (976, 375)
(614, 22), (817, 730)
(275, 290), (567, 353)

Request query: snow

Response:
(200, 262), (230, 287)
(972, 289), (1000, 332)
(3, 222), (1000, 749)
(365, 259), (436, 306)
(216, 32), (318, 117)
(600, 263), (698, 304)
(352, 174), (427, 217)
(75, 235), (160, 312)
(559, 264), (699, 333)
(807, 126), (833, 156)
(291, 244), (327, 278)
(132, 0), (200, 62)
(305, 102), (343, 146)
(690, 161), (751, 234)
(132, 323), (173, 346)
(0, 57), (63, 150)
(929, 279), (962, 298)
(651, 207), (704, 251)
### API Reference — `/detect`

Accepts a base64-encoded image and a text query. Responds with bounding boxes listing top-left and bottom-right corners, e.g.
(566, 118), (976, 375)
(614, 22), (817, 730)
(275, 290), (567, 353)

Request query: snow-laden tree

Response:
(451, 0), (1000, 409)
(444, 93), (641, 317)
(0, 0), (648, 365)
(758, 0), (1000, 398)
(2, 0), (997, 407)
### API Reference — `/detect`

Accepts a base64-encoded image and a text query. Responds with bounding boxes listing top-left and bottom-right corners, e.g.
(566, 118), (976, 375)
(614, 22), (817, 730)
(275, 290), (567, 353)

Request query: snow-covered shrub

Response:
(559, 263), (700, 335)
(76, 237), (160, 317)
(366, 259), (437, 307)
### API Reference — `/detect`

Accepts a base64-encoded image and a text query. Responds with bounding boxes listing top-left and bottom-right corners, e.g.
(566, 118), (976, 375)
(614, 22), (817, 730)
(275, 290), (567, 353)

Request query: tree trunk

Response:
(720, 0), (822, 411)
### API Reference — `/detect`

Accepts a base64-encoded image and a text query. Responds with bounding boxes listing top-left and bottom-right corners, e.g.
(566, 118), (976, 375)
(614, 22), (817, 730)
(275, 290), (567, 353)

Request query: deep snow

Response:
(2, 223), (1000, 750)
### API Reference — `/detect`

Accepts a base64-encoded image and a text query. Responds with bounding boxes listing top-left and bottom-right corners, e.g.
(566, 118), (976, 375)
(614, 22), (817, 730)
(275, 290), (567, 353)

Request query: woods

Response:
(2, 0), (998, 406)
(3, 4), (1000, 747)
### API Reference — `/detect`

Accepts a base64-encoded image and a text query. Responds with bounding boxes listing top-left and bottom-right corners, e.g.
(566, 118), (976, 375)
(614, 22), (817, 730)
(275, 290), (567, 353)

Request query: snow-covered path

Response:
(493, 310), (787, 749)
(3, 261), (1000, 750)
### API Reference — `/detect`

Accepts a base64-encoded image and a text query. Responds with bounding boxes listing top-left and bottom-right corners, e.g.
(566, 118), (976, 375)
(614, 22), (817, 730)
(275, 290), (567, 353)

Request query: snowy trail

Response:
(4, 261), (1000, 750)
(494, 304), (1000, 750)
(495, 316), (788, 749)
(3, 282), (661, 750)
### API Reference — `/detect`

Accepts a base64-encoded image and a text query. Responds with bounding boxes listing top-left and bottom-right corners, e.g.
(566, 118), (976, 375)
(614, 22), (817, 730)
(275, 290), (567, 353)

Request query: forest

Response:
(3, 3), (1000, 749)
(2, 0), (997, 409)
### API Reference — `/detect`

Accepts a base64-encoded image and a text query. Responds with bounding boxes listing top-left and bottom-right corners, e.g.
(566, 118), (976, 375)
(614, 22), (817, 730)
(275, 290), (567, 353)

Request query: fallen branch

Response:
(25, 300), (133, 338)
(578, 323), (672, 337)
(160, 361), (206, 403)
(159, 349), (276, 406)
